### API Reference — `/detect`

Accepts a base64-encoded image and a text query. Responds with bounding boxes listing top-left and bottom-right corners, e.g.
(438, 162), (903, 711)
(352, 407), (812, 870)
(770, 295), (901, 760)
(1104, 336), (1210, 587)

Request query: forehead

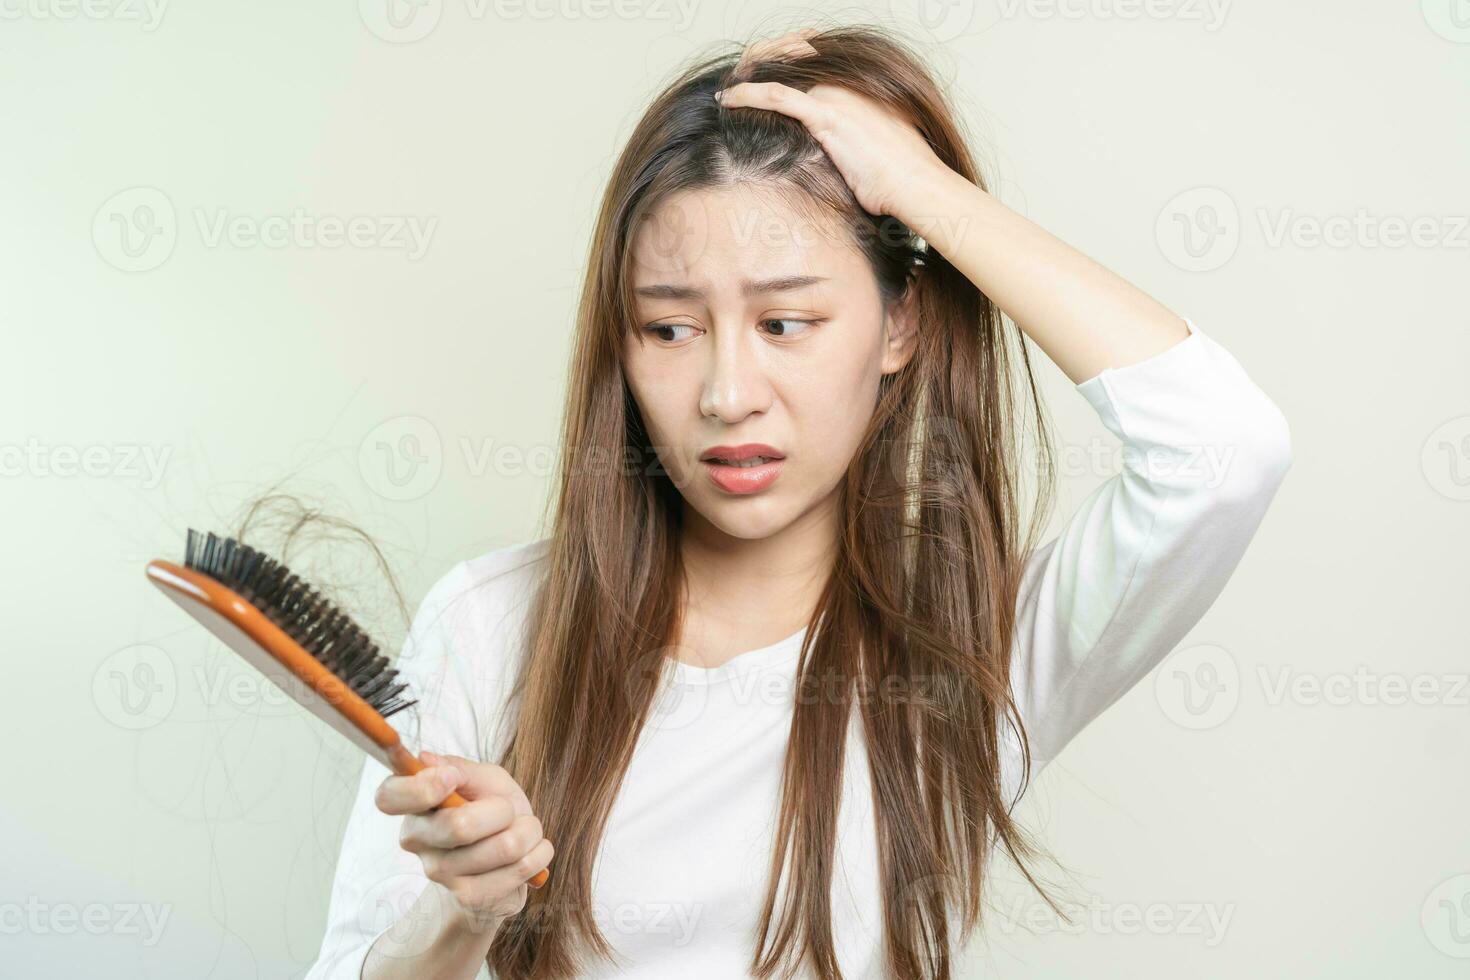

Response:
(628, 183), (869, 295)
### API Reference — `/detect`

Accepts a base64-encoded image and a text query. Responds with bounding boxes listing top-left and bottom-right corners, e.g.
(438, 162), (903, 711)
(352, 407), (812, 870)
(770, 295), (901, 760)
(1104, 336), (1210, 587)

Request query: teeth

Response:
(714, 456), (771, 467)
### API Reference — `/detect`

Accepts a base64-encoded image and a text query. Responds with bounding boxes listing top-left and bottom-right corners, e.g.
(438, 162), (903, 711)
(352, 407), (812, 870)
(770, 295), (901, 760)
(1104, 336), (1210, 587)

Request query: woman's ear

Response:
(880, 271), (921, 374)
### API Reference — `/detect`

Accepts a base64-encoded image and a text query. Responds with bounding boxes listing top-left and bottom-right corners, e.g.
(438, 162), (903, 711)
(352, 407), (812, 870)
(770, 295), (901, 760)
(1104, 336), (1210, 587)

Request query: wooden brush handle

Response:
(389, 745), (550, 889)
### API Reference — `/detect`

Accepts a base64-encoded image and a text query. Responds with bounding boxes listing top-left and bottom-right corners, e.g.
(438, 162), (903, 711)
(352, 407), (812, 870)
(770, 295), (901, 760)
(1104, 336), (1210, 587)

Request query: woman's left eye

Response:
(644, 322), (699, 343)
(760, 318), (821, 338)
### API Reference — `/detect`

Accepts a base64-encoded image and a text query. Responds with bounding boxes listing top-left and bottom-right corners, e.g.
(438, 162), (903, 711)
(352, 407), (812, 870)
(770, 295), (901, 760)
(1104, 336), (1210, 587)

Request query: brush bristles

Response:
(183, 528), (415, 719)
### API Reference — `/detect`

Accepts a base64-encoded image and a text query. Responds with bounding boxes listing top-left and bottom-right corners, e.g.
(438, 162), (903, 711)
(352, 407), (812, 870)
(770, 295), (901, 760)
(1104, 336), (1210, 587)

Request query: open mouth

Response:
(698, 446), (786, 494)
(707, 455), (777, 468)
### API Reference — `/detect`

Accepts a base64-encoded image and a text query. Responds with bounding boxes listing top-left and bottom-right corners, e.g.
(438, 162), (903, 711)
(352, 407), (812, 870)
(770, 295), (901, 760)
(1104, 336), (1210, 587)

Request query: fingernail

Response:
(714, 89), (724, 102)
(440, 767), (462, 789)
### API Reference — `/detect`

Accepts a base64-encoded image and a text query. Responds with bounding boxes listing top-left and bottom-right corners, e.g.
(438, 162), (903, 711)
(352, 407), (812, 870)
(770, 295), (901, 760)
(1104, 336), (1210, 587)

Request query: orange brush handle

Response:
(389, 745), (550, 889)
(147, 557), (550, 891)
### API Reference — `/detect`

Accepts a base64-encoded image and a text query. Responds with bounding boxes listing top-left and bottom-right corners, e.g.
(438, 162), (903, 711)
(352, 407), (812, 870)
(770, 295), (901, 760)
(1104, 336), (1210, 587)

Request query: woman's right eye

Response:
(644, 322), (698, 343)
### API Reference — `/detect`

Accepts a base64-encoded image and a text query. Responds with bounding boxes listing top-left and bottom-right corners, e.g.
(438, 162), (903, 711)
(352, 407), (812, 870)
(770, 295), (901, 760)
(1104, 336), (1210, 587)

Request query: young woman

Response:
(306, 25), (1291, 980)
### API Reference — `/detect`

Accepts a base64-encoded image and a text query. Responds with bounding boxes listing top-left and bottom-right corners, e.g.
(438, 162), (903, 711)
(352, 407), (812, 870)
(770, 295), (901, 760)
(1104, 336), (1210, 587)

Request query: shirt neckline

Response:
(664, 625), (809, 686)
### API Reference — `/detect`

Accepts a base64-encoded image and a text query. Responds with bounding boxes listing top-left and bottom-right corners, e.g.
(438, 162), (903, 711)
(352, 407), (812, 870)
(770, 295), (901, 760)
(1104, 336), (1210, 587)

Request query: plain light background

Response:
(4, 1), (1467, 976)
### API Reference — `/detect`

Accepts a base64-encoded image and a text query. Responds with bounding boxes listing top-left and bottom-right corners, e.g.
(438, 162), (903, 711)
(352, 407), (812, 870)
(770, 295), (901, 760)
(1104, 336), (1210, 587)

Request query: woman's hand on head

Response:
(717, 36), (959, 224)
(729, 27), (823, 77)
(374, 751), (554, 928)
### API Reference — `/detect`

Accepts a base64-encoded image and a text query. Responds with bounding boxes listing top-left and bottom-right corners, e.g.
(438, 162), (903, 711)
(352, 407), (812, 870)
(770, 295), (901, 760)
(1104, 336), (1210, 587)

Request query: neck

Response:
(678, 489), (840, 636)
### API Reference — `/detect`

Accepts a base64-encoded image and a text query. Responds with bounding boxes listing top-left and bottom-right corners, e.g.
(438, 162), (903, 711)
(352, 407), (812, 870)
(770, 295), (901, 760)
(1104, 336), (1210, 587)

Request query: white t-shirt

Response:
(305, 316), (1291, 979)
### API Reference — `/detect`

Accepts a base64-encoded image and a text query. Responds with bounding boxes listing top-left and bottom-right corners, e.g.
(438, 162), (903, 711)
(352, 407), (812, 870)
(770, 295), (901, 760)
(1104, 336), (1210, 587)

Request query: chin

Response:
(688, 495), (793, 541)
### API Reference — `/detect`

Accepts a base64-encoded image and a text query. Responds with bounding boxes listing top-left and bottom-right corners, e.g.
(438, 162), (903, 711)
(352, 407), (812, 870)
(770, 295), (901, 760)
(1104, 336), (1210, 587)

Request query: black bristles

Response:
(182, 528), (416, 719)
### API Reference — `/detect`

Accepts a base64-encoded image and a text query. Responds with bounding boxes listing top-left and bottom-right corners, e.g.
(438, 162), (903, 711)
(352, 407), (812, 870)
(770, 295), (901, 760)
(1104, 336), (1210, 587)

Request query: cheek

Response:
(623, 356), (697, 475)
(626, 363), (683, 435)
(788, 334), (885, 474)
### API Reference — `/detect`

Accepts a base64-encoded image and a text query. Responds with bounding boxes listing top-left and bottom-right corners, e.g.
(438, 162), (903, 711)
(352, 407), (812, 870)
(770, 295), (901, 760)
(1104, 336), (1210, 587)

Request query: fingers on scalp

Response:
(745, 37), (816, 67)
(746, 27), (820, 60)
(721, 80), (789, 108)
(774, 38), (820, 60)
(733, 82), (828, 129)
(732, 28), (820, 83)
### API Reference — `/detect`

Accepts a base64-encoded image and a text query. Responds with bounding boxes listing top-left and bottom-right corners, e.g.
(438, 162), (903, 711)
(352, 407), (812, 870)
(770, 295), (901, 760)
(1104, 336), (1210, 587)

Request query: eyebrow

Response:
(633, 274), (829, 301)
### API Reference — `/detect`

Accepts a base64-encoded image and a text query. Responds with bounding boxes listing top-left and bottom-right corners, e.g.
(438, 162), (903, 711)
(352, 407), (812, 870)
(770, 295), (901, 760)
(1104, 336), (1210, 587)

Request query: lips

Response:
(711, 456), (774, 468)
(699, 444), (786, 495)
(699, 443), (785, 464)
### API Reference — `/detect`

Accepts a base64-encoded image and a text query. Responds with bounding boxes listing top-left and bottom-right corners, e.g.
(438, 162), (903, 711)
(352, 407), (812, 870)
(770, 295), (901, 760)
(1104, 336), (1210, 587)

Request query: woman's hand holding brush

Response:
(363, 751), (554, 977)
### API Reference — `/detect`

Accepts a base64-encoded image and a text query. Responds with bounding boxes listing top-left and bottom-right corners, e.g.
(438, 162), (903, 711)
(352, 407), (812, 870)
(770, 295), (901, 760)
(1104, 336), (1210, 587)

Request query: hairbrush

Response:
(145, 528), (550, 889)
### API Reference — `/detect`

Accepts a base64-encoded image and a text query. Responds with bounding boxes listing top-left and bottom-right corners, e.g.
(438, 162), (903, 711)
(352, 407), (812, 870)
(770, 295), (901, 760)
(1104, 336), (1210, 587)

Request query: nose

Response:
(698, 319), (773, 423)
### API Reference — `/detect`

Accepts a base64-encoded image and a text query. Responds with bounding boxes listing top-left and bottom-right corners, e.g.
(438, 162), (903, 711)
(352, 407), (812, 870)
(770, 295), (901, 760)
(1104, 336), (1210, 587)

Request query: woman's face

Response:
(623, 183), (916, 542)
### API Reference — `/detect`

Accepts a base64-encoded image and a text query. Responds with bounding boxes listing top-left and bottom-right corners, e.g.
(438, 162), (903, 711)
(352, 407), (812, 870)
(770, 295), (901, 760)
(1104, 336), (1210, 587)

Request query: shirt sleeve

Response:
(302, 560), (493, 980)
(1008, 315), (1292, 768)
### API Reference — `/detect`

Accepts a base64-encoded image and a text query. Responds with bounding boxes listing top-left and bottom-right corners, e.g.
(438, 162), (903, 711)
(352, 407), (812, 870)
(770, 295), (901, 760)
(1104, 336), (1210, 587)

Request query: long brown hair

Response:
(493, 23), (1063, 980)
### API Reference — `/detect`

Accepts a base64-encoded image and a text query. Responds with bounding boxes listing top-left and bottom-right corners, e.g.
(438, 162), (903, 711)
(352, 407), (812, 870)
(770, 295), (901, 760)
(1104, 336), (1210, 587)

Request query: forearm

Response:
(361, 883), (503, 980)
(903, 170), (1189, 385)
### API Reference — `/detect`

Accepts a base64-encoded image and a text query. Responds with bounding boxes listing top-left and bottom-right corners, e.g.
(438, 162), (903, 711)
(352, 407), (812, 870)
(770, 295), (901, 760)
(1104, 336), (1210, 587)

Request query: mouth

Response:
(704, 455), (779, 468)
(699, 444), (786, 494)
(699, 443), (785, 464)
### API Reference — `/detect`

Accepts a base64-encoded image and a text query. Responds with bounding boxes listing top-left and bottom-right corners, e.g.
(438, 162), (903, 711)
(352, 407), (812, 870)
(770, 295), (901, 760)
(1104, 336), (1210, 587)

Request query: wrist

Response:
(896, 167), (990, 257)
(363, 884), (504, 980)
(437, 890), (506, 949)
